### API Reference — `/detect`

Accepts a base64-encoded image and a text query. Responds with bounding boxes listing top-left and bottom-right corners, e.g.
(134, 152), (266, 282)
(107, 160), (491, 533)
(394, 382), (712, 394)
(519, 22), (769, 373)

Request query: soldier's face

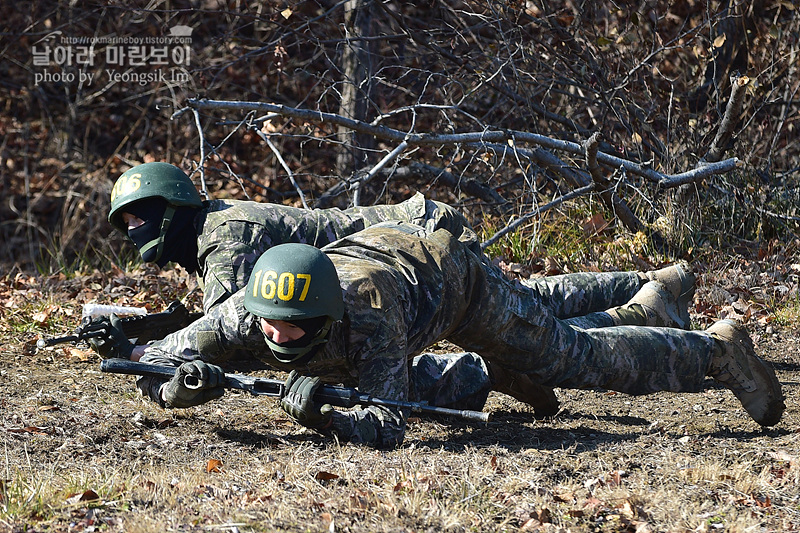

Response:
(259, 318), (307, 344)
(122, 212), (146, 230)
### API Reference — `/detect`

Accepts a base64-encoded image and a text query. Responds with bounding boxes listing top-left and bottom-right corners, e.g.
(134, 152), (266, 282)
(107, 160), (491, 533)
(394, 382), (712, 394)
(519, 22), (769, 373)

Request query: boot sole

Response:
(711, 320), (785, 426)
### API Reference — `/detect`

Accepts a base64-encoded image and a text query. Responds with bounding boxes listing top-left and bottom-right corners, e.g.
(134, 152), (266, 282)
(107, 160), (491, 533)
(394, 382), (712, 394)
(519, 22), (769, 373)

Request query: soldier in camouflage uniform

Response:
(98, 162), (560, 413)
(138, 223), (785, 448)
(98, 162), (699, 416)
(105, 162), (478, 314)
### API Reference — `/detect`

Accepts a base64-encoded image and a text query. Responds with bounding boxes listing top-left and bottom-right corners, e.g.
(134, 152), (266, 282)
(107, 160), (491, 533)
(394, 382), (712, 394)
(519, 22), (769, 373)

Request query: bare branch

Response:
(657, 159), (743, 188)
(354, 140), (409, 205)
(704, 73), (750, 163)
(584, 132), (604, 185)
(190, 108), (209, 200)
(252, 128), (309, 210)
(186, 98), (740, 186)
(480, 183), (596, 251)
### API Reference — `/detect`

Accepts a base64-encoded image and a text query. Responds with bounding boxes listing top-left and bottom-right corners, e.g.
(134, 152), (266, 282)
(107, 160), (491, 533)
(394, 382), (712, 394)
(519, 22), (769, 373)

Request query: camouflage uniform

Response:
(140, 223), (714, 448)
(152, 192), (492, 396)
(153, 194), (643, 411)
(193, 193), (476, 312)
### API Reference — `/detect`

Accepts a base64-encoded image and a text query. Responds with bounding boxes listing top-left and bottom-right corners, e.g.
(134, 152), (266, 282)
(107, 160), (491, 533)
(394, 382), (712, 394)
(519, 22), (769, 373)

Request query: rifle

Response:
(100, 359), (490, 423)
(37, 300), (203, 349)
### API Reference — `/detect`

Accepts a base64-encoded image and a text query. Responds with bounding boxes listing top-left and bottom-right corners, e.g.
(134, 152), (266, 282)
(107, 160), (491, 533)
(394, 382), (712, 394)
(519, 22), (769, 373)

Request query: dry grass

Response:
(2, 264), (800, 533)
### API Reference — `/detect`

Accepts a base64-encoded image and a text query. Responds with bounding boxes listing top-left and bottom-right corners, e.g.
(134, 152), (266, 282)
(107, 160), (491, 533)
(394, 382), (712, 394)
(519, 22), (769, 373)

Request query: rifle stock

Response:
(100, 359), (490, 423)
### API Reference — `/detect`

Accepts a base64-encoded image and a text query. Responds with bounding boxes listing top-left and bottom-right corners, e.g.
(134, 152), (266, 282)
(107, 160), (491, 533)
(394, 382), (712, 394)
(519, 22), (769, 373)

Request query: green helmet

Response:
(245, 243), (344, 363)
(108, 162), (203, 233)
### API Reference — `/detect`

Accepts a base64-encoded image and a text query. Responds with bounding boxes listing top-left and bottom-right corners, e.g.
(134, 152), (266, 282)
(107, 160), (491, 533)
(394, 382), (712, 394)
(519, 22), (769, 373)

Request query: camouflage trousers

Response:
(448, 247), (714, 395)
(409, 269), (646, 407)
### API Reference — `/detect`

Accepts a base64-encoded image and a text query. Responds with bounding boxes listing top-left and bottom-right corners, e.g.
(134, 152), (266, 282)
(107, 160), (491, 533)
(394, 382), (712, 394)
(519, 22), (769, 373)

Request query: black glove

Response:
(162, 361), (226, 408)
(84, 314), (135, 360)
(280, 370), (333, 430)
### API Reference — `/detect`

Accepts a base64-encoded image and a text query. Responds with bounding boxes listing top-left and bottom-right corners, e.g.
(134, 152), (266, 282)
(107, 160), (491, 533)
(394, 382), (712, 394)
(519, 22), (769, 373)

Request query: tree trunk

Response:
(336, 0), (376, 187)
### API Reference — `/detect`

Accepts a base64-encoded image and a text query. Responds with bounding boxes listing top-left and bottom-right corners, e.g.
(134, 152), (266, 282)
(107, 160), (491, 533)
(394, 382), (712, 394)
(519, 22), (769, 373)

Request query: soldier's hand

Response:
(280, 370), (333, 430)
(84, 314), (135, 360)
(162, 361), (226, 408)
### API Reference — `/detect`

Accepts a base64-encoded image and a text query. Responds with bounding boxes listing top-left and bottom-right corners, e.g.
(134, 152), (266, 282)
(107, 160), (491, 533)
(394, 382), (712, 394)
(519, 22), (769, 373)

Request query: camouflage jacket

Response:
(140, 223), (483, 448)
(146, 193), (474, 359)
(194, 193), (473, 312)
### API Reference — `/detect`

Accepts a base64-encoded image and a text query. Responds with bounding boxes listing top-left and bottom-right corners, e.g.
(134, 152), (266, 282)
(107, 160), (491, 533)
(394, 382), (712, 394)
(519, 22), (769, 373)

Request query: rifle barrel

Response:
(100, 360), (490, 423)
(37, 330), (106, 348)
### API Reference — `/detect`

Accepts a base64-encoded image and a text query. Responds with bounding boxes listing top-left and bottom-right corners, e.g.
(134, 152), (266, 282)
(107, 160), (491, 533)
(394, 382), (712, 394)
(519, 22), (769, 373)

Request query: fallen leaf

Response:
(68, 348), (93, 361)
(315, 471), (339, 481)
(65, 489), (100, 505)
(349, 489), (370, 510)
(393, 480), (414, 493)
(581, 213), (610, 235)
(753, 494), (771, 508)
(206, 459), (223, 473)
(6, 426), (49, 435)
(520, 518), (542, 531)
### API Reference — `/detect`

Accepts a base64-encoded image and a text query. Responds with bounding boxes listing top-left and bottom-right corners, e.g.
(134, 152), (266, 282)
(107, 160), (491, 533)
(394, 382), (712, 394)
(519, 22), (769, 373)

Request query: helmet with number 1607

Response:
(245, 243), (344, 363)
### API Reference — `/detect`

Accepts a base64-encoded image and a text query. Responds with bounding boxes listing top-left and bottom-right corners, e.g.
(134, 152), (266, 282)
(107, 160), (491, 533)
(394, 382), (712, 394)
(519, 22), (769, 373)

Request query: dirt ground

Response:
(2, 268), (799, 532)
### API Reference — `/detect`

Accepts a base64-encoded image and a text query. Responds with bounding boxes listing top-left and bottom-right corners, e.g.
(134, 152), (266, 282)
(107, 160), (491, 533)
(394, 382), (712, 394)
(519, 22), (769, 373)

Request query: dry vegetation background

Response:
(2, 1), (800, 532)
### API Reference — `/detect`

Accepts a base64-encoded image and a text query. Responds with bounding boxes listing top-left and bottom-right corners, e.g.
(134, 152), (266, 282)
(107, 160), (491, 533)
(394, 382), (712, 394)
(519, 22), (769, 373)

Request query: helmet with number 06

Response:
(108, 162), (203, 233)
(245, 244), (344, 363)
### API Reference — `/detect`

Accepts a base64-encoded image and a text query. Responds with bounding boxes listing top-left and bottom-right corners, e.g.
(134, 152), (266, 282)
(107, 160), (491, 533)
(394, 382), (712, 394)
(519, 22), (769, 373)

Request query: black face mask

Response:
(125, 200), (199, 271)
(260, 316), (333, 365)
(160, 207), (200, 273)
(126, 200), (168, 263)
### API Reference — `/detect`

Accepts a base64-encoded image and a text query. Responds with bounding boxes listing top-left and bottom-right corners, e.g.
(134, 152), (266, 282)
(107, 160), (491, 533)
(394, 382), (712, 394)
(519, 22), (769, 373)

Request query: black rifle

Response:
(100, 359), (490, 423)
(37, 300), (202, 349)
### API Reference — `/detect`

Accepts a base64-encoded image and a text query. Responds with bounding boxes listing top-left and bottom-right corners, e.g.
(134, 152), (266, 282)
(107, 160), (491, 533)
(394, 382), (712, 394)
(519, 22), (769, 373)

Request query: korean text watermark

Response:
(32, 25), (194, 87)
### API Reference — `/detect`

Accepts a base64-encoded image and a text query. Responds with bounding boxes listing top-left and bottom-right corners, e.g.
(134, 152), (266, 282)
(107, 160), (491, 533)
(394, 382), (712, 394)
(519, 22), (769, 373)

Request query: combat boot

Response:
(643, 261), (696, 327)
(706, 319), (785, 427)
(606, 280), (686, 328)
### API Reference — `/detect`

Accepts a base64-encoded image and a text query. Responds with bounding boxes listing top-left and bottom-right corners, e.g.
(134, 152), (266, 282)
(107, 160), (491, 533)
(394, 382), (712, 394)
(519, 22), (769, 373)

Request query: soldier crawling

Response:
(92, 162), (703, 417)
(132, 223), (784, 448)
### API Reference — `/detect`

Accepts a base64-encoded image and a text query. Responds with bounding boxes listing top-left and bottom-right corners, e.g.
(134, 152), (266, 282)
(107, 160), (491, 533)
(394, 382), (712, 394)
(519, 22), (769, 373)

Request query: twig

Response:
(480, 184), (596, 250)
(584, 132), (604, 185)
(191, 108), (209, 200)
(704, 73), (749, 163)
(252, 128), (309, 209)
(353, 140), (409, 206)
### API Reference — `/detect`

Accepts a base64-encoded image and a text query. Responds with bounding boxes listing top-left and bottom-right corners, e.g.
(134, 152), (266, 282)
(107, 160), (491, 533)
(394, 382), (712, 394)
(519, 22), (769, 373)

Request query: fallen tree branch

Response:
(704, 73), (750, 163)
(469, 141), (645, 233)
(184, 98), (739, 187)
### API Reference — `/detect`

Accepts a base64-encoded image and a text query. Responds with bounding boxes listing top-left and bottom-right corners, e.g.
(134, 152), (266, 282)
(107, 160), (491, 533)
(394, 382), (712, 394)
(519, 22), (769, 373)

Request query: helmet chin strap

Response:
(263, 318), (334, 364)
(137, 206), (175, 264)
